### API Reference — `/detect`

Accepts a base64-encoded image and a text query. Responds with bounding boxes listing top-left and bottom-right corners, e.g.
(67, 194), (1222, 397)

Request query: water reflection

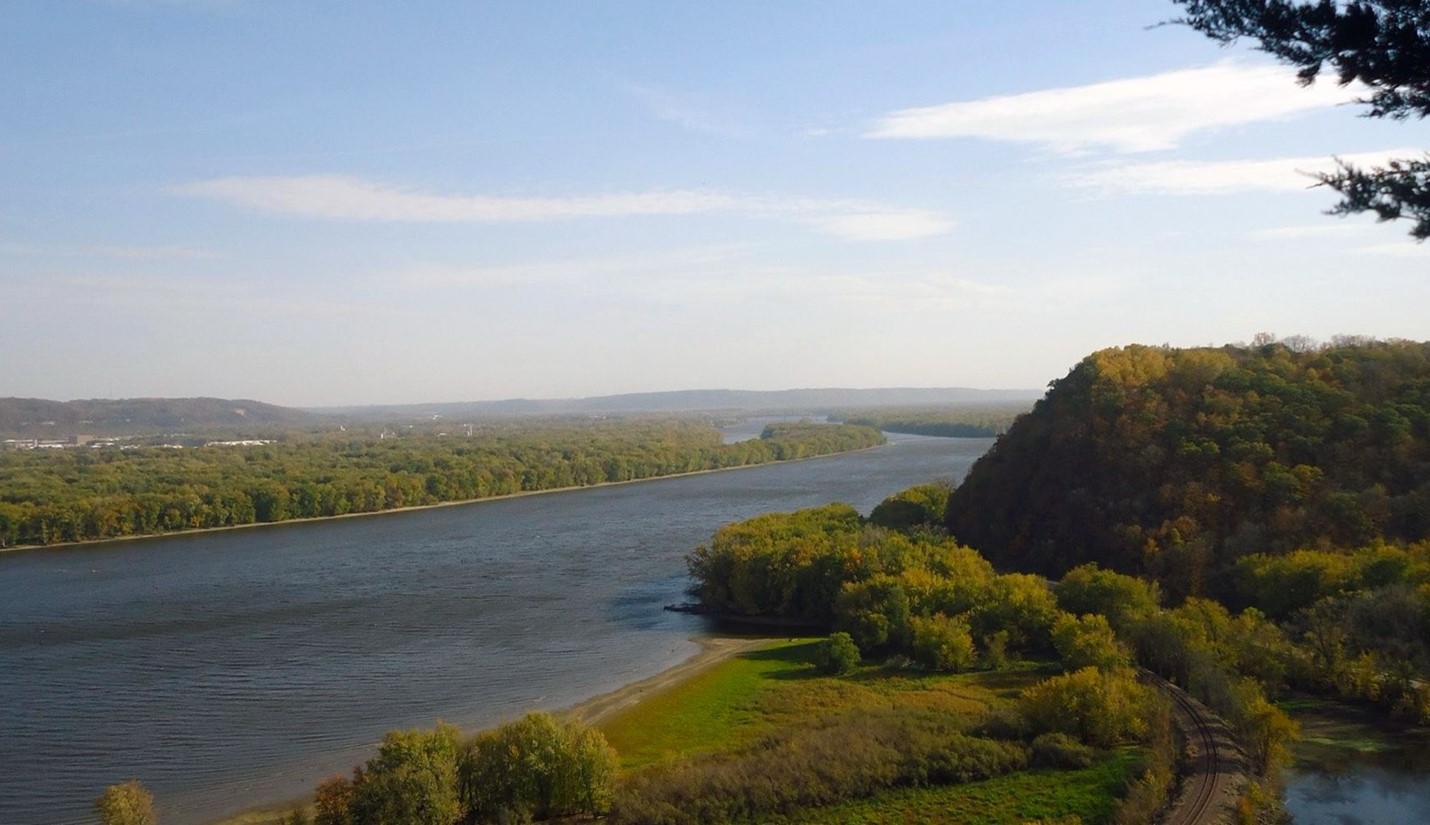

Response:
(1284, 702), (1430, 824)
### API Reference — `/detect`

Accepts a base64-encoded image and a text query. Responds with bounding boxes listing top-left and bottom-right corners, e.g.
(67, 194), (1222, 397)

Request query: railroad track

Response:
(1142, 670), (1227, 825)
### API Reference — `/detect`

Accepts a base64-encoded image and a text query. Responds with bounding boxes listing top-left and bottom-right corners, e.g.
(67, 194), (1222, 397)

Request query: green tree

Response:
(351, 724), (462, 825)
(910, 613), (977, 672)
(1051, 612), (1131, 672)
(1020, 667), (1151, 748)
(834, 574), (911, 652)
(1172, 1), (1430, 239)
(814, 631), (862, 675)
(461, 712), (616, 821)
(869, 483), (950, 532)
(94, 780), (156, 825)
(1056, 565), (1161, 634)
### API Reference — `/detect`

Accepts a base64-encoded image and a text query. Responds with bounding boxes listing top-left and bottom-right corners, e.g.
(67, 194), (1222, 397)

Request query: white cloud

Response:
(174, 175), (954, 241)
(1249, 224), (1367, 240)
(627, 83), (752, 139)
(89, 245), (217, 260)
(808, 211), (956, 241)
(0, 241), (215, 260)
(1065, 148), (1421, 195)
(867, 61), (1359, 153)
(1353, 242), (1430, 258)
(175, 176), (742, 221)
(378, 246), (748, 289)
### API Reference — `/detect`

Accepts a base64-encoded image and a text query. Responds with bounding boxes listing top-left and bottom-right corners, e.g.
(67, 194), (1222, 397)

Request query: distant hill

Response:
(0, 397), (318, 437)
(318, 387), (1042, 420)
(0, 387), (1044, 437)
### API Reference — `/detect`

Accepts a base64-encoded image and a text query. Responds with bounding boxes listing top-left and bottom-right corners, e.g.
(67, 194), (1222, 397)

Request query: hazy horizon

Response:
(5, 384), (1045, 411)
(4, 2), (1427, 407)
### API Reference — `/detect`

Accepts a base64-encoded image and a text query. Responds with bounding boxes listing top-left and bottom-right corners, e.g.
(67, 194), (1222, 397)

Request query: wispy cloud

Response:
(1248, 224), (1367, 240)
(0, 241), (216, 260)
(375, 246), (749, 289)
(1064, 148), (1421, 195)
(174, 175), (955, 241)
(627, 83), (753, 139)
(810, 211), (954, 241)
(867, 61), (1358, 153)
(1352, 242), (1430, 258)
(89, 245), (217, 260)
(1248, 222), (1429, 255)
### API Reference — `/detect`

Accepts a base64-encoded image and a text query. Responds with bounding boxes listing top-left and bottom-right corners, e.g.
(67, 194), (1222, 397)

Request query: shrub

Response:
(1050, 612), (1130, 672)
(815, 632), (861, 675)
(609, 710), (1027, 824)
(1028, 732), (1094, 769)
(910, 613), (976, 672)
(1019, 667), (1149, 748)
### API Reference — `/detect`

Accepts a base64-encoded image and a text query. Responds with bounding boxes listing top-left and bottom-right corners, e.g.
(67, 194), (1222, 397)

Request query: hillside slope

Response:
(0, 397), (316, 436)
(945, 340), (1430, 599)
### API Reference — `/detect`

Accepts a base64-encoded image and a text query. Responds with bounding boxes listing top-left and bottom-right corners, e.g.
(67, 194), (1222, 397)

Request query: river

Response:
(0, 433), (989, 825)
(1283, 699), (1430, 824)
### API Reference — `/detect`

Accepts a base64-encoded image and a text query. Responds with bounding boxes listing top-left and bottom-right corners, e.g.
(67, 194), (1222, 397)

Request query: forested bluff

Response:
(940, 337), (1430, 722)
(0, 420), (883, 548)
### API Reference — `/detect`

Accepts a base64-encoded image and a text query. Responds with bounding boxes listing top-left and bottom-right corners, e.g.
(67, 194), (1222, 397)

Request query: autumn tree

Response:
(94, 781), (156, 825)
(461, 712), (617, 821)
(910, 613), (977, 672)
(1051, 612), (1131, 672)
(1172, 0), (1430, 239)
(350, 724), (462, 825)
(1019, 667), (1151, 748)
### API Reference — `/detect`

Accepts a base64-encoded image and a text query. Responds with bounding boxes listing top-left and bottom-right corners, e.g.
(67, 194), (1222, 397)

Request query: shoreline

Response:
(205, 635), (764, 825)
(0, 442), (886, 556)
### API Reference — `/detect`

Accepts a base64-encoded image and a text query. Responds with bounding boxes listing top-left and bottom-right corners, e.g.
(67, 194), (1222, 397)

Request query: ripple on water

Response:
(0, 434), (989, 825)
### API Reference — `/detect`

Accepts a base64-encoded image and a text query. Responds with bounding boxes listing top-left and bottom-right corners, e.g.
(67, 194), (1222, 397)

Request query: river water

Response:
(0, 433), (989, 825)
(1283, 701), (1430, 824)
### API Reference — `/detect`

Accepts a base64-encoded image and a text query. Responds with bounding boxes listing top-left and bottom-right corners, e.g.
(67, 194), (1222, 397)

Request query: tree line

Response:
(829, 404), (1028, 438)
(94, 713), (617, 825)
(0, 420), (883, 547)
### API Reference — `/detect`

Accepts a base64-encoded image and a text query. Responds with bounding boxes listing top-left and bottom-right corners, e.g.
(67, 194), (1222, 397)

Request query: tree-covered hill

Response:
(945, 338), (1430, 601)
(0, 396), (319, 436)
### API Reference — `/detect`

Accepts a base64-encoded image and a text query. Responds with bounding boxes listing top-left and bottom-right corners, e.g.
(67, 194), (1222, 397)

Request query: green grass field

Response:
(599, 640), (1047, 767)
(770, 751), (1140, 825)
(599, 639), (1139, 824)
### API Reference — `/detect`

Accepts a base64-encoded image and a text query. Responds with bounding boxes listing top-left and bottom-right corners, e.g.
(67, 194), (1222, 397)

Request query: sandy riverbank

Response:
(205, 636), (762, 825)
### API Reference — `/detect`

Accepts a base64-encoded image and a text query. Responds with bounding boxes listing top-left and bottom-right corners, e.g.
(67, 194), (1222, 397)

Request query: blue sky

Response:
(3, 1), (1426, 406)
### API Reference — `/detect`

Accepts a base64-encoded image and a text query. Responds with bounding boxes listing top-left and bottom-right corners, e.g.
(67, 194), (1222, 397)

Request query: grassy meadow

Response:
(598, 639), (1141, 824)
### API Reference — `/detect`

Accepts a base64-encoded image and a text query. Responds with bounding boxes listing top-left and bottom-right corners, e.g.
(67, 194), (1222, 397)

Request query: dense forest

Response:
(0, 420), (882, 547)
(684, 495), (1298, 821)
(829, 404), (1030, 438)
(943, 338), (1430, 721)
(946, 339), (1430, 595)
